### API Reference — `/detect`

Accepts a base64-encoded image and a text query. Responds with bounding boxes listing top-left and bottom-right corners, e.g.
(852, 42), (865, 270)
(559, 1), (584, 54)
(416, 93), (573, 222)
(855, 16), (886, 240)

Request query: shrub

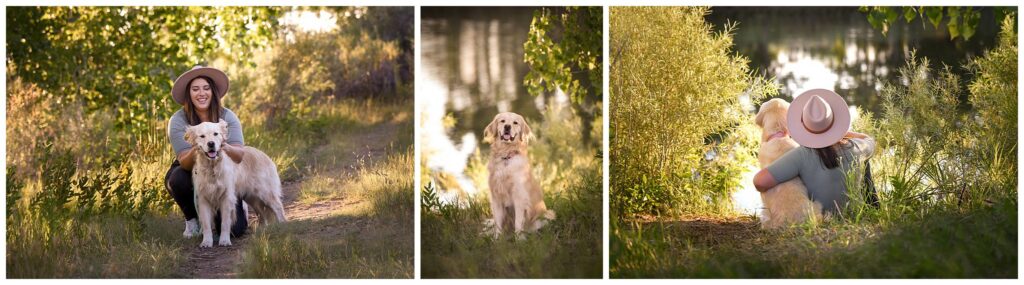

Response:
(610, 6), (773, 218)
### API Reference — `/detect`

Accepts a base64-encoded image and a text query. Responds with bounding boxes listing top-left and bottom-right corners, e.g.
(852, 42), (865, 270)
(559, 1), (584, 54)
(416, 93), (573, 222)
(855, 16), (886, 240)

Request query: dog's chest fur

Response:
(193, 156), (236, 204)
(487, 144), (531, 207)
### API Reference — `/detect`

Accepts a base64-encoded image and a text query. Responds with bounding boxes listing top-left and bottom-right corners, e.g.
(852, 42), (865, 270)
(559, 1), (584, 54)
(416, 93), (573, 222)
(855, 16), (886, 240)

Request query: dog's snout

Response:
(504, 125), (511, 132)
(207, 141), (215, 149)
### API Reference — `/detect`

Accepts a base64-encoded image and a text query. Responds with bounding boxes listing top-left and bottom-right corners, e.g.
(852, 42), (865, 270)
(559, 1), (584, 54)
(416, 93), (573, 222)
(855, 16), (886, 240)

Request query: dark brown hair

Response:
(813, 139), (852, 169)
(182, 76), (222, 126)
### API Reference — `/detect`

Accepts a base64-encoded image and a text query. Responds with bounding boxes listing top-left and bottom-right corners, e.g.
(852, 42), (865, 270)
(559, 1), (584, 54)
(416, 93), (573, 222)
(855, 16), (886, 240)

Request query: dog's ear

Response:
(184, 125), (196, 145)
(217, 119), (229, 141)
(483, 115), (499, 144)
(519, 118), (534, 144)
(755, 103), (768, 127)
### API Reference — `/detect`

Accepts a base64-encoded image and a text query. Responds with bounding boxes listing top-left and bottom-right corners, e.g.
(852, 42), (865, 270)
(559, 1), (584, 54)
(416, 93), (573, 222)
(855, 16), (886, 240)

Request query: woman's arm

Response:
(223, 144), (245, 164)
(177, 144), (244, 170)
(753, 147), (803, 192)
(845, 131), (876, 158)
(753, 169), (779, 192)
(177, 148), (196, 171)
(845, 131), (870, 139)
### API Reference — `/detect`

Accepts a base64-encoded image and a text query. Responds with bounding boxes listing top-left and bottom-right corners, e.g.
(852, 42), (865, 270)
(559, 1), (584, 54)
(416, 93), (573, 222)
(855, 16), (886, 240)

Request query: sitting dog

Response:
(755, 99), (822, 229)
(483, 112), (555, 237)
(187, 120), (287, 247)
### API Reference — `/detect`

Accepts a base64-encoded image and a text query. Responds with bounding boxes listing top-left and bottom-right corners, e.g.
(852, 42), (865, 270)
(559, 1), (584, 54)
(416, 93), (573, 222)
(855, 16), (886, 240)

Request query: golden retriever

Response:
(755, 99), (822, 229)
(187, 120), (287, 247)
(483, 112), (555, 237)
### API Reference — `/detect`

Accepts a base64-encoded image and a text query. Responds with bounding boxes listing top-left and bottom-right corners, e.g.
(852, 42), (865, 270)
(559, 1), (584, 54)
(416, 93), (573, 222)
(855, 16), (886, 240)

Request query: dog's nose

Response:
(504, 125), (511, 132)
(207, 141), (215, 149)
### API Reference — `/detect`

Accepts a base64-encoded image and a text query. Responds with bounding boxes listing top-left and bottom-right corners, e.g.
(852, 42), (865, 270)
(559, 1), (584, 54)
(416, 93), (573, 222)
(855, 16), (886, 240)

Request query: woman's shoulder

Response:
(220, 108), (240, 122)
(168, 109), (187, 125)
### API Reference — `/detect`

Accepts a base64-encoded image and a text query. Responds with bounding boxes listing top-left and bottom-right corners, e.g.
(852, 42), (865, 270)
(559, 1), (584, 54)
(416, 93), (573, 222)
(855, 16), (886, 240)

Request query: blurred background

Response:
(708, 7), (1003, 114)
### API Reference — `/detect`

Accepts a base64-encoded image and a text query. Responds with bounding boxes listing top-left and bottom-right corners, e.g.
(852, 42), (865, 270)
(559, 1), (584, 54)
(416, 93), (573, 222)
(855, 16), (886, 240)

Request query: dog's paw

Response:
(200, 239), (214, 248)
(183, 219), (199, 238)
(515, 232), (527, 241)
(219, 238), (232, 247)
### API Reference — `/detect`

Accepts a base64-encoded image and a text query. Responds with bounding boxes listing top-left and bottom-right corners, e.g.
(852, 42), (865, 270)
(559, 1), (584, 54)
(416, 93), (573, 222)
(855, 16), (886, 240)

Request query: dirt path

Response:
(176, 123), (398, 278)
(632, 215), (766, 250)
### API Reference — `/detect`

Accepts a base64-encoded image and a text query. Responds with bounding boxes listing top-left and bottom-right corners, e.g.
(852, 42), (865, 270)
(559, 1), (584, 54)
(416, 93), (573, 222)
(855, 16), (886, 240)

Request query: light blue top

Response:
(765, 137), (876, 214)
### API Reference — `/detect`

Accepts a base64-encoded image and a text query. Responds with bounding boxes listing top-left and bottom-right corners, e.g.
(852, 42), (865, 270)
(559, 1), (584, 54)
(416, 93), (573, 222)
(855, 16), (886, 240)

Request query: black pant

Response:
(164, 160), (247, 237)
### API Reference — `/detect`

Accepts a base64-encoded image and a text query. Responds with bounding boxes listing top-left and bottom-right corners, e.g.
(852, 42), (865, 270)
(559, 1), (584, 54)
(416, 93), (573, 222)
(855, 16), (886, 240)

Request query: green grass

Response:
(420, 100), (603, 278)
(612, 198), (1017, 278)
(237, 207), (413, 278)
(421, 170), (603, 278)
(6, 213), (186, 278)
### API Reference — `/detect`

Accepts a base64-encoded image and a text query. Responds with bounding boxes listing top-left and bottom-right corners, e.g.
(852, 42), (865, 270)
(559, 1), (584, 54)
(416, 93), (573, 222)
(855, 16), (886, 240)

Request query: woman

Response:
(753, 89), (875, 215)
(164, 66), (248, 238)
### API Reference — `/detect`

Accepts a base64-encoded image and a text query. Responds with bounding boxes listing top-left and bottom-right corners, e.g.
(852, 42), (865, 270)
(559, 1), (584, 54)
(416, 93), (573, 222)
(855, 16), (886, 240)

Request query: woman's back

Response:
(765, 137), (875, 214)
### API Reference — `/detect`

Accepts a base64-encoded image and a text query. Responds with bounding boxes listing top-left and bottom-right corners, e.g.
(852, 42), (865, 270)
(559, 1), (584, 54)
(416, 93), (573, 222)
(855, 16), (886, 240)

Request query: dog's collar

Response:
(501, 150), (520, 160)
(766, 131), (788, 142)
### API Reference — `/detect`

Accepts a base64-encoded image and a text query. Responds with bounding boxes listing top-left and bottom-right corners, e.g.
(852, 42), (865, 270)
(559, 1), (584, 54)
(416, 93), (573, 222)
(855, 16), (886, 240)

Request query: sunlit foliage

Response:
(610, 6), (774, 217)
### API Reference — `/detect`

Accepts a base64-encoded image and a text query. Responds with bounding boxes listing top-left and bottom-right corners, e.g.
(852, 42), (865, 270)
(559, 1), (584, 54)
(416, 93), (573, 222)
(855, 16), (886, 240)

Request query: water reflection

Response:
(706, 7), (1002, 216)
(420, 7), (558, 202)
(708, 7), (1000, 113)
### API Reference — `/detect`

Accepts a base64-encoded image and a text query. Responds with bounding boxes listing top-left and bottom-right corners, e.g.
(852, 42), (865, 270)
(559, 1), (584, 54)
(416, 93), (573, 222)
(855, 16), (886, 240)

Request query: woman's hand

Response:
(844, 131), (870, 140)
(178, 148), (196, 171)
(753, 169), (778, 192)
(223, 144), (245, 164)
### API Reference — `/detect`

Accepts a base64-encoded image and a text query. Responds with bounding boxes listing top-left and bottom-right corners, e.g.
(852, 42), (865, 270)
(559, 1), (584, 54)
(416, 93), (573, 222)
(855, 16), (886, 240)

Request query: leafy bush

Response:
(610, 6), (773, 218)
(866, 13), (1017, 217)
(966, 14), (1018, 196)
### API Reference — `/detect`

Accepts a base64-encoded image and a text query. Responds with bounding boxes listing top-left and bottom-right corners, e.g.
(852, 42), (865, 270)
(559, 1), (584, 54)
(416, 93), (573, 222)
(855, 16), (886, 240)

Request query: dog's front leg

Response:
(488, 198), (506, 237)
(512, 186), (531, 236)
(198, 197), (215, 248)
(218, 198), (234, 246)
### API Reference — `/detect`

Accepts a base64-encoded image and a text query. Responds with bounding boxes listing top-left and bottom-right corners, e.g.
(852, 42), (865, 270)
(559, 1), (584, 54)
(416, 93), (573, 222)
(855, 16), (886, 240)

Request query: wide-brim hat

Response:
(171, 66), (229, 106)
(787, 89), (851, 148)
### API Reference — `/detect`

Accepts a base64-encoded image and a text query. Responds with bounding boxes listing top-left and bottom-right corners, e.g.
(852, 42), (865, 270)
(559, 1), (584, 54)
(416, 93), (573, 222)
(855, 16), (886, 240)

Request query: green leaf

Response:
(925, 7), (943, 28)
(947, 7), (961, 40)
(961, 9), (981, 40)
(903, 7), (918, 23)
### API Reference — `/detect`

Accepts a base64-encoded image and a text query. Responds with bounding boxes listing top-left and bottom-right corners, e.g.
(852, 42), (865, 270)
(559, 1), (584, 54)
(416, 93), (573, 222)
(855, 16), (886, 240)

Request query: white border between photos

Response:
(2, 0), (1023, 284)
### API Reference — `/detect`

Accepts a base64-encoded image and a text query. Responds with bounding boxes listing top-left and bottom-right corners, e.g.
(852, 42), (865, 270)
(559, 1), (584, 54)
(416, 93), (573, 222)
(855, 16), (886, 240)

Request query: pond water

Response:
(705, 7), (1005, 215)
(708, 7), (1002, 114)
(420, 7), (566, 200)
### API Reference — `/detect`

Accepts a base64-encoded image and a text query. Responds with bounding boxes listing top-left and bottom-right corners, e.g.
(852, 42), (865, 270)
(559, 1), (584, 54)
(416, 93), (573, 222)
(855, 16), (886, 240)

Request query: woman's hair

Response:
(813, 138), (851, 169)
(183, 75), (222, 126)
(813, 146), (841, 169)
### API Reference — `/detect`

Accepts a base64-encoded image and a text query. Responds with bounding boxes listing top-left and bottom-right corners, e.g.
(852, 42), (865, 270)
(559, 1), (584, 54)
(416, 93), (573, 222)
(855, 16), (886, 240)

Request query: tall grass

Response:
(420, 101), (603, 278)
(6, 214), (187, 278)
(237, 145), (414, 278)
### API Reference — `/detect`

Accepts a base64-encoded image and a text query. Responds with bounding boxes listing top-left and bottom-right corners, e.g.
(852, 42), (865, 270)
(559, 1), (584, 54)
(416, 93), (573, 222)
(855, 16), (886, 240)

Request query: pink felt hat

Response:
(787, 89), (851, 149)
(171, 66), (229, 105)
